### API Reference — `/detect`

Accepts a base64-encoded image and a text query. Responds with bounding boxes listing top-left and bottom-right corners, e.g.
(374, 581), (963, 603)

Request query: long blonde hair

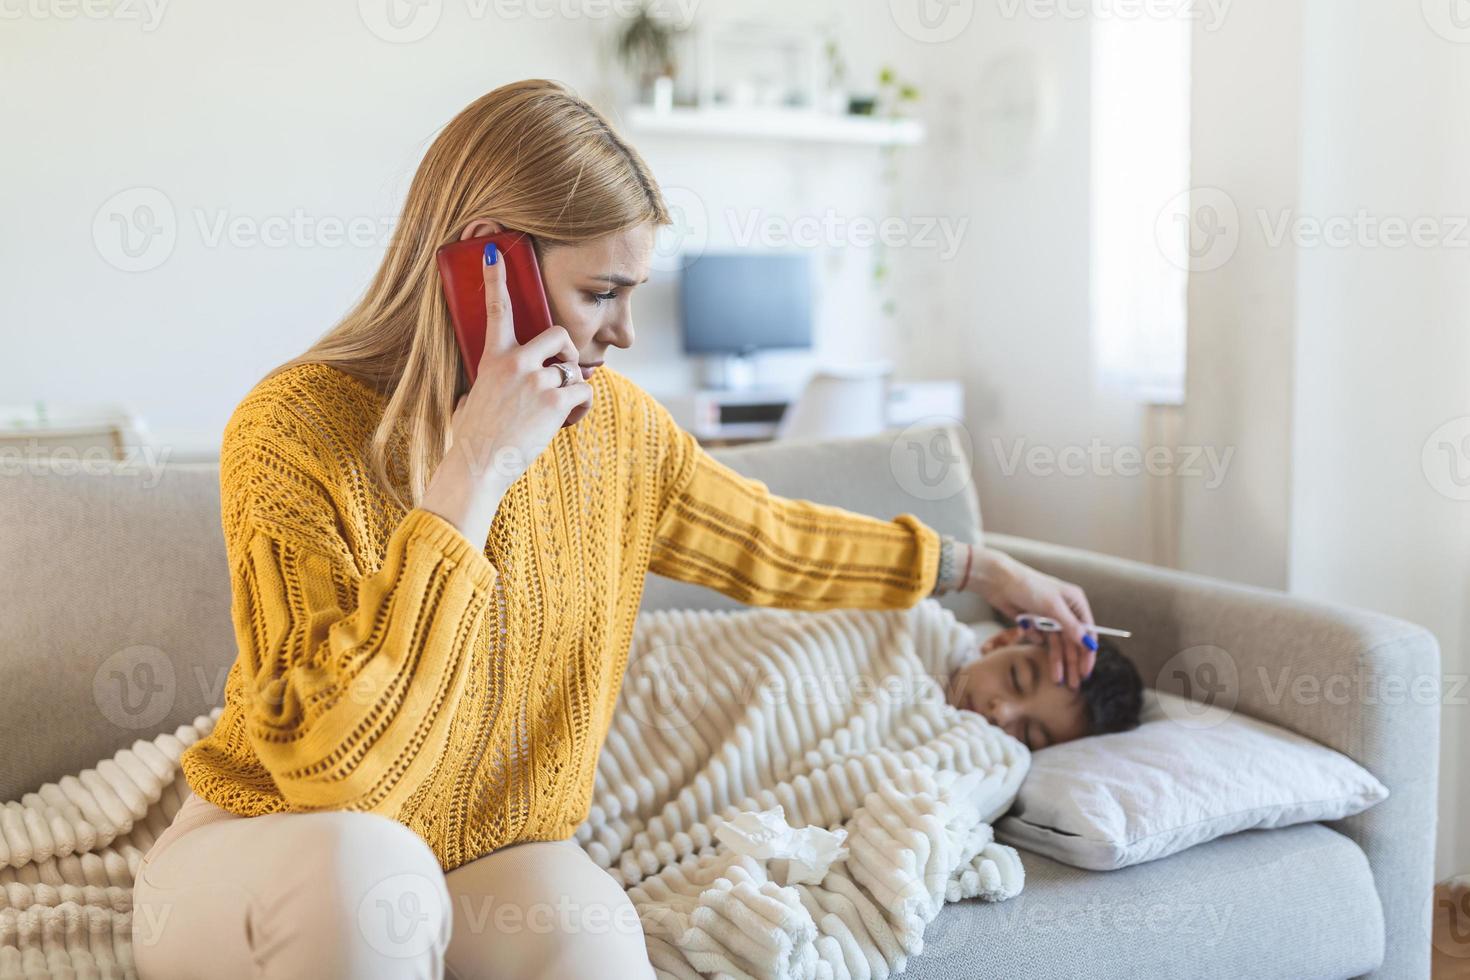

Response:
(269, 78), (671, 512)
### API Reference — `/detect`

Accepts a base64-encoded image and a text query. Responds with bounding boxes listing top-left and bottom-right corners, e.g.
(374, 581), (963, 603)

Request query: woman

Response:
(129, 79), (1099, 980)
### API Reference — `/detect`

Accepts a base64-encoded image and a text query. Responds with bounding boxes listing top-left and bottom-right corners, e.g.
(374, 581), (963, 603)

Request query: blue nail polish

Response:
(1083, 634), (1098, 652)
(1017, 616), (1031, 627)
(484, 242), (498, 266)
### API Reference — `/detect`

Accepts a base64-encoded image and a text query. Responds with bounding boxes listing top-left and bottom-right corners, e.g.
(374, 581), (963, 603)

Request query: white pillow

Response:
(994, 688), (1388, 870)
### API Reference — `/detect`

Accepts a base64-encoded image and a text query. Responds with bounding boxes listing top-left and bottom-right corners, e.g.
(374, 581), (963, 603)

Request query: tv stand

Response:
(699, 352), (759, 390)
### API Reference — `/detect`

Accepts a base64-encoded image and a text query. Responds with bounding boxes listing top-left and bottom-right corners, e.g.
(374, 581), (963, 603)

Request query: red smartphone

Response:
(436, 230), (588, 428)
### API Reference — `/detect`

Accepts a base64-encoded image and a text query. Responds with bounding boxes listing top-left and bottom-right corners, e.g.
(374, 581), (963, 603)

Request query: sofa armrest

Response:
(985, 532), (1439, 980)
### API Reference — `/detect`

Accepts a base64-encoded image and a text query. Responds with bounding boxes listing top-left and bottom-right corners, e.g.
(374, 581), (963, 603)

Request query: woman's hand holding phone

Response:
(422, 244), (593, 544)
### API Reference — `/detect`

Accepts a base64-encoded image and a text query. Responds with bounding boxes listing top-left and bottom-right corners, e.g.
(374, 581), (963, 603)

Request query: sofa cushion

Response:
(901, 823), (1383, 980)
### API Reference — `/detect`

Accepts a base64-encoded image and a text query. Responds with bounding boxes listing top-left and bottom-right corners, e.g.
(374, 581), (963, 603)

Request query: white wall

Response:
(2, 0), (1155, 562)
(1182, 0), (1469, 881)
(896, 10), (1155, 563)
(1289, 0), (1470, 885)
(1176, 0), (1302, 589)
(0, 1), (908, 455)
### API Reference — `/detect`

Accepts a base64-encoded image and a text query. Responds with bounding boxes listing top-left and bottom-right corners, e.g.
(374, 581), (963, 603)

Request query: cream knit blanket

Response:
(574, 600), (1029, 980)
(0, 601), (1025, 979)
(0, 711), (220, 979)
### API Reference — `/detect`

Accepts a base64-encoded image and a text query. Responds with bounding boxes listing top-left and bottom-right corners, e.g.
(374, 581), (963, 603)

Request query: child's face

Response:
(945, 627), (1090, 750)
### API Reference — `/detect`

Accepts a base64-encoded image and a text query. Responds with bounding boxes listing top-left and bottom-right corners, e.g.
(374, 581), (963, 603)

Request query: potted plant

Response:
(615, 2), (685, 111)
(823, 36), (849, 115)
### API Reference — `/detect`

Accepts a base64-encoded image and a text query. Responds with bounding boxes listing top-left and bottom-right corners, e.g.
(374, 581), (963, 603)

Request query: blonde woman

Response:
(129, 79), (1099, 980)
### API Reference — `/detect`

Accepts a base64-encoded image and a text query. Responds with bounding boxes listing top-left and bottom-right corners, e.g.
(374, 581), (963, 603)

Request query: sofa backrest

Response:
(0, 424), (986, 799)
(0, 459), (236, 802)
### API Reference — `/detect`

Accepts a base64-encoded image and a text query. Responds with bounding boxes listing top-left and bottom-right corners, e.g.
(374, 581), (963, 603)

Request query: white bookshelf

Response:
(626, 105), (926, 146)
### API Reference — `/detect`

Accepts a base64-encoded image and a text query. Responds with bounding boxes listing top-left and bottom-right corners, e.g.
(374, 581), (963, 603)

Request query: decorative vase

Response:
(651, 75), (674, 113)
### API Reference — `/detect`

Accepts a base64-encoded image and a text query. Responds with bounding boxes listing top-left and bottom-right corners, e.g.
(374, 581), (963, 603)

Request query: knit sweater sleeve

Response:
(643, 389), (942, 611)
(217, 405), (497, 814)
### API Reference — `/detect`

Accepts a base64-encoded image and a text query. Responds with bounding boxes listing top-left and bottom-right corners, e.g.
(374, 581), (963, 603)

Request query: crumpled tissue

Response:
(713, 805), (849, 885)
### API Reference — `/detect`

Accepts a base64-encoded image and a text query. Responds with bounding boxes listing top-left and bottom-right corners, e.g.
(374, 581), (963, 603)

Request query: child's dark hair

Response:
(1079, 638), (1144, 735)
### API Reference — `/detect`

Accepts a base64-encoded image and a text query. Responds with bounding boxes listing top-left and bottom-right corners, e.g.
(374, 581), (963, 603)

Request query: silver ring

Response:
(554, 361), (576, 388)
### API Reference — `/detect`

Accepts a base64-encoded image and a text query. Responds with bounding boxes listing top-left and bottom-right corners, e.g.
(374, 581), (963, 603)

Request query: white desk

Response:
(664, 380), (965, 445)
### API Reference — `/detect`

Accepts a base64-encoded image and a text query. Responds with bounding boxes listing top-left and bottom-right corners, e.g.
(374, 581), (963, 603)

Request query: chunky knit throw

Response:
(179, 362), (942, 871)
(0, 602), (1021, 980)
(575, 601), (1028, 979)
(0, 711), (221, 979)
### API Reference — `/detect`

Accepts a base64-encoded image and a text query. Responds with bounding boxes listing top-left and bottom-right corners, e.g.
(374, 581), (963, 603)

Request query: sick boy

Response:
(945, 625), (1144, 751)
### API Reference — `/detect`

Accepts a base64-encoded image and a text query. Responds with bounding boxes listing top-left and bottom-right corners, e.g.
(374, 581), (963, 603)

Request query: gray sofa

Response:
(0, 425), (1439, 978)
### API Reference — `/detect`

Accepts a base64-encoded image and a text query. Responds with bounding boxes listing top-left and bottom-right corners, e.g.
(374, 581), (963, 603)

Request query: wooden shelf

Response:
(626, 105), (925, 146)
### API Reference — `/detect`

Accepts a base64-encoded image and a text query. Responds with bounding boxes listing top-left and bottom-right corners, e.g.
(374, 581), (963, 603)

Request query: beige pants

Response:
(130, 792), (656, 980)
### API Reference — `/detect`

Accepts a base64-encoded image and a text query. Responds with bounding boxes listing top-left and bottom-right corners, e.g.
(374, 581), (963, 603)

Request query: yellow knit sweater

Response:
(181, 361), (941, 871)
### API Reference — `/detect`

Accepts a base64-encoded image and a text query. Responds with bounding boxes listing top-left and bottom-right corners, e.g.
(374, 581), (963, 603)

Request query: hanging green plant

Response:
(873, 65), (920, 321)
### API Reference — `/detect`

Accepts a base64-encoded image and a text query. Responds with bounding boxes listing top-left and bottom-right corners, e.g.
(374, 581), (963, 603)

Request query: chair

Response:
(774, 361), (893, 441)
